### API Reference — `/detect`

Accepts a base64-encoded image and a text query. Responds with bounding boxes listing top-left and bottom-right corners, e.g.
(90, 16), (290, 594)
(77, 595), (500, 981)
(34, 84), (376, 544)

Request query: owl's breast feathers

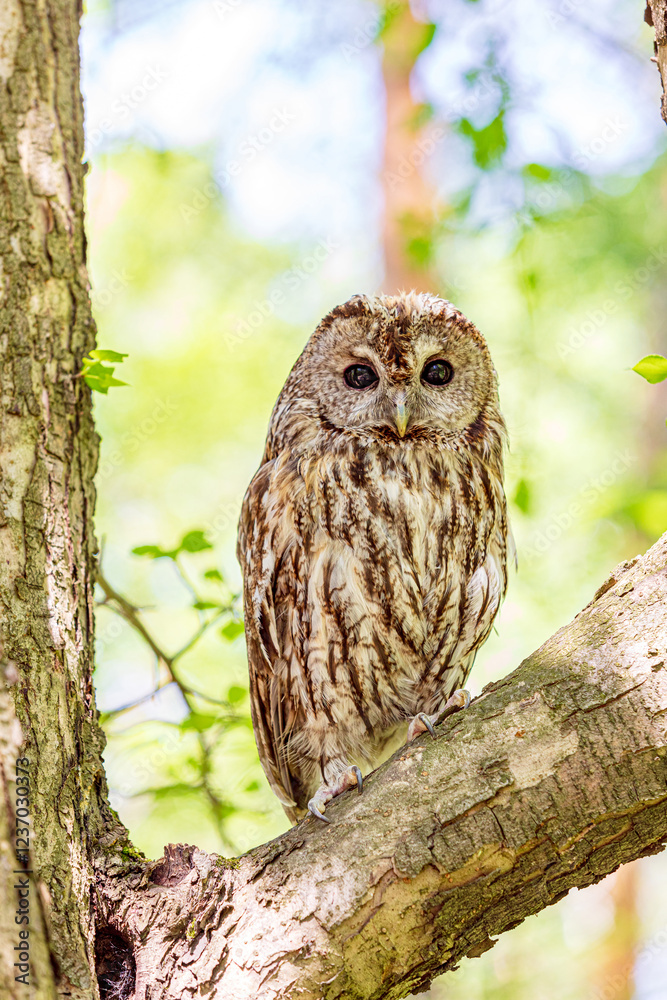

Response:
(238, 428), (509, 811)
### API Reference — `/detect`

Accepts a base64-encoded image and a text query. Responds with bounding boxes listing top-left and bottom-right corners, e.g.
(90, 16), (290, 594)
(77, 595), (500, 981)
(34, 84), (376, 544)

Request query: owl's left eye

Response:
(344, 364), (379, 390)
(421, 359), (454, 386)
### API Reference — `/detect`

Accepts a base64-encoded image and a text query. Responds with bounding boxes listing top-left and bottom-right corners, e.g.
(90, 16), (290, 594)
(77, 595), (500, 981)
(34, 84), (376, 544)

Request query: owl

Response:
(237, 292), (510, 823)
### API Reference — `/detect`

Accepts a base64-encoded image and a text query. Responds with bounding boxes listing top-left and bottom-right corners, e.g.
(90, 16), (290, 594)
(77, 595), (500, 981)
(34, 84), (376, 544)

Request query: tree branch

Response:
(95, 532), (667, 1000)
(96, 568), (230, 709)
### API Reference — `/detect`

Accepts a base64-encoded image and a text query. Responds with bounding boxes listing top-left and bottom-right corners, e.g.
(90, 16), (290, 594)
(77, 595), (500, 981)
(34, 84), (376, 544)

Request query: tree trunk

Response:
(2, 5), (667, 1000)
(0, 2), (124, 997)
(380, 1), (440, 294)
(588, 862), (640, 1000)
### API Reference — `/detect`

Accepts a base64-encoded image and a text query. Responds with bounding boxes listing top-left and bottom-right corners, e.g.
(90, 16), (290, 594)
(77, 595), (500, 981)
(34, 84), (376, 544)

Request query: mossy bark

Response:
(0, 3), (124, 998)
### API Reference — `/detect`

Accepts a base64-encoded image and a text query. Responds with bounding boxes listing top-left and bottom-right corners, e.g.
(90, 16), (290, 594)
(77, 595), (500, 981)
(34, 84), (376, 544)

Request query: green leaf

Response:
(513, 478), (532, 515)
(244, 780), (260, 792)
(221, 621), (245, 642)
(131, 544), (177, 559)
(193, 600), (220, 611)
(376, 2), (398, 38)
(83, 363), (129, 395)
(89, 349), (129, 362)
(458, 111), (507, 169)
(81, 351), (129, 394)
(376, 7), (435, 61)
(406, 235), (433, 268)
(408, 102), (434, 131)
(180, 713), (220, 733)
(622, 490), (667, 538)
(632, 355), (667, 384)
(523, 163), (553, 182)
(150, 783), (201, 801)
(227, 684), (247, 704)
(411, 22), (437, 60)
(179, 530), (213, 553)
(204, 569), (224, 582)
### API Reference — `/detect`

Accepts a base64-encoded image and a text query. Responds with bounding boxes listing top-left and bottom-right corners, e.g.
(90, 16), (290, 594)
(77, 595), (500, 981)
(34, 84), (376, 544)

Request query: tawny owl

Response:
(237, 292), (510, 823)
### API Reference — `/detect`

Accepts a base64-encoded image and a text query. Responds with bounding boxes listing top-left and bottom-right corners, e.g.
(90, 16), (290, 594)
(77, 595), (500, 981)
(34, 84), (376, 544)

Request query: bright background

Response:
(83, 1), (667, 997)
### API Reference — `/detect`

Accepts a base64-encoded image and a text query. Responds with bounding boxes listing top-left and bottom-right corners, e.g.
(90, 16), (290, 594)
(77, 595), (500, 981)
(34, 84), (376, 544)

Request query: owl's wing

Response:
(237, 459), (300, 815)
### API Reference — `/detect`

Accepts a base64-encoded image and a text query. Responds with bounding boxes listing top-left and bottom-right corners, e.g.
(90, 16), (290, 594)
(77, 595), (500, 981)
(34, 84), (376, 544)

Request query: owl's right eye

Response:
(344, 364), (379, 390)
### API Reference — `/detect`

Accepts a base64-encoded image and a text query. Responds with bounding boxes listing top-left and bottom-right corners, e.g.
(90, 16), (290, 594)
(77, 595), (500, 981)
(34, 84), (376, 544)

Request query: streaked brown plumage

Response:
(237, 292), (510, 823)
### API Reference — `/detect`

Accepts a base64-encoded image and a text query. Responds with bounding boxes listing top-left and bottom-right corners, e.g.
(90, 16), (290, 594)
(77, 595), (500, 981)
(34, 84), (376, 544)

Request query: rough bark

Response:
(95, 536), (667, 1000)
(647, 0), (667, 124)
(0, 2), (125, 998)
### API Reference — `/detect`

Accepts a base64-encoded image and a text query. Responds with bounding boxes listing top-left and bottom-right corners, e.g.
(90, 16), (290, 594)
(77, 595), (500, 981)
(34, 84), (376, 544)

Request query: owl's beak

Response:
(394, 392), (409, 437)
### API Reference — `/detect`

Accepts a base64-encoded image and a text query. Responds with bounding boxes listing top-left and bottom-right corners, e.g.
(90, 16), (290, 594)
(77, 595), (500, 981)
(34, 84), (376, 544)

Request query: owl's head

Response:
(270, 292), (504, 455)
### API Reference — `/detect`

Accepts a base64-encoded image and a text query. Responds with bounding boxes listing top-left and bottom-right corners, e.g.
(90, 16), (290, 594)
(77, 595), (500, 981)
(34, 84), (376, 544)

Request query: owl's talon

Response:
(407, 690), (472, 742)
(407, 711), (438, 741)
(306, 764), (363, 824)
(418, 713), (436, 738)
(435, 688), (471, 722)
(308, 800), (331, 824)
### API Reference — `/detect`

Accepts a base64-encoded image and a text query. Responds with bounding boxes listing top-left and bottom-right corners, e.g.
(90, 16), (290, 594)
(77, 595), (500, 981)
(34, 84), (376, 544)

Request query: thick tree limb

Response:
(95, 533), (667, 1000)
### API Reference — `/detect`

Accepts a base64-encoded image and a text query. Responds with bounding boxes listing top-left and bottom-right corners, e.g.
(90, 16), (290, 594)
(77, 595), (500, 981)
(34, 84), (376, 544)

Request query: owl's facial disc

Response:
(313, 334), (493, 440)
(289, 295), (499, 445)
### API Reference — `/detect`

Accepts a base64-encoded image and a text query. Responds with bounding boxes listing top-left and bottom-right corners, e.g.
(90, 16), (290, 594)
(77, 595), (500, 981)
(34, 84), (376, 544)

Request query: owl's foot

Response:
(307, 765), (363, 824)
(407, 688), (471, 742)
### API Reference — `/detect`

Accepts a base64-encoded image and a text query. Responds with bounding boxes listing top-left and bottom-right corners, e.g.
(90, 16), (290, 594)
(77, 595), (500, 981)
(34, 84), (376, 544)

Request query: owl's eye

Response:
(344, 364), (379, 390)
(421, 359), (454, 386)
